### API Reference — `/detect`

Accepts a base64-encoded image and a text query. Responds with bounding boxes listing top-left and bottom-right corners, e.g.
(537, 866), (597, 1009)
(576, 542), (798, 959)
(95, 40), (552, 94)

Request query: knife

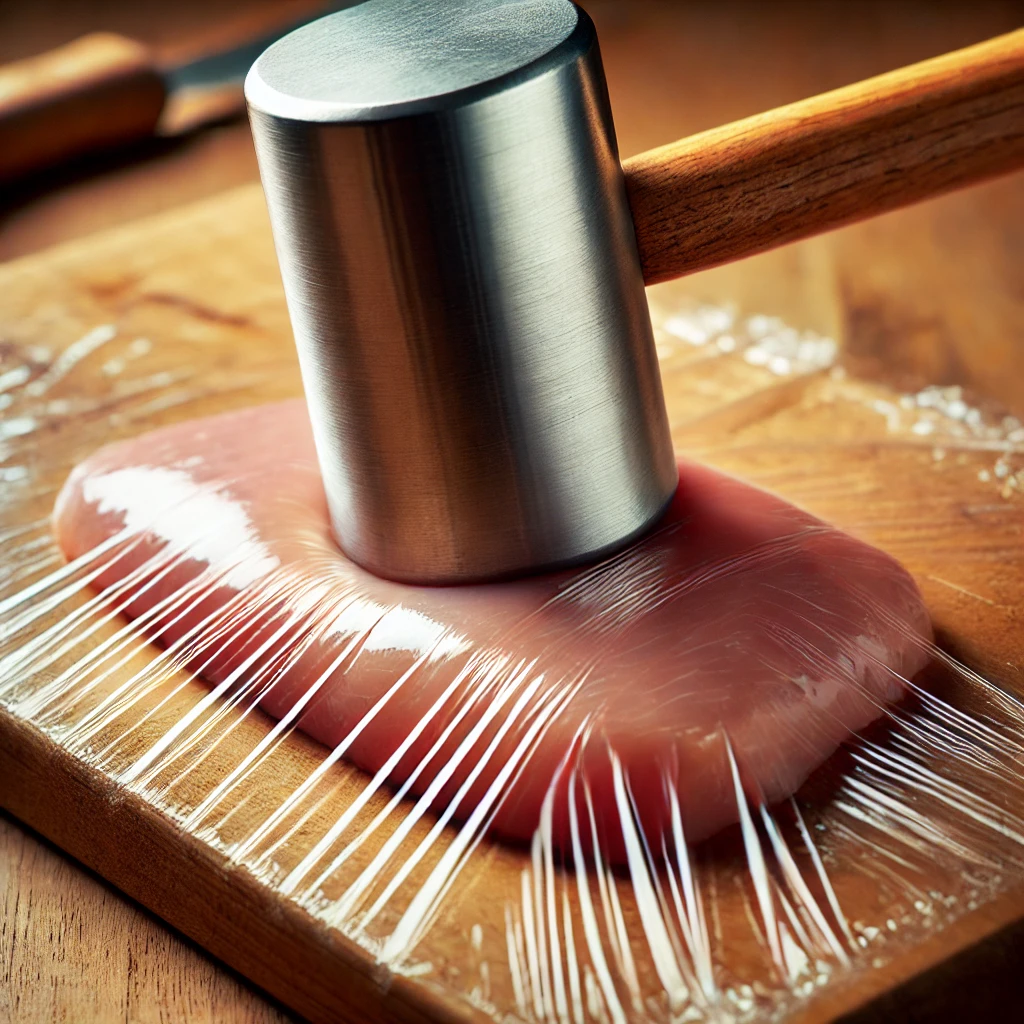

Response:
(0, 8), (334, 184)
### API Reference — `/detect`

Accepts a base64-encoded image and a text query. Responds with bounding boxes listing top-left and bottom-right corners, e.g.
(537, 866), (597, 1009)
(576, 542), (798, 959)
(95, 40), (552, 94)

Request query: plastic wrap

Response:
(3, 288), (1024, 1023)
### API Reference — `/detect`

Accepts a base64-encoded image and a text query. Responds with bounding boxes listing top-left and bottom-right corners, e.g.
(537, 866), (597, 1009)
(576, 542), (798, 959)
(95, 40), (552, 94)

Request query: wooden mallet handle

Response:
(624, 28), (1024, 285)
(0, 33), (166, 183)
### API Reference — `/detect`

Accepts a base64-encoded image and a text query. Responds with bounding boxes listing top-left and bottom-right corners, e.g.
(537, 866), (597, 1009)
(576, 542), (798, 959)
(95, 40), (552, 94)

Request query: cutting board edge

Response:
(5, 698), (1024, 1024)
(0, 702), (492, 1024)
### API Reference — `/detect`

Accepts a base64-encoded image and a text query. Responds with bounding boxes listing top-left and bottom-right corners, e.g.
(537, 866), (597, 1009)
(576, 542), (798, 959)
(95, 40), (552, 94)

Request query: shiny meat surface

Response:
(54, 400), (932, 858)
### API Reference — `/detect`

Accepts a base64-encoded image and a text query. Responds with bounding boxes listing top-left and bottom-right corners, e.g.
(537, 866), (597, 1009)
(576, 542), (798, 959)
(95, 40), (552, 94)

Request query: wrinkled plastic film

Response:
(3, 293), (1024, 1022)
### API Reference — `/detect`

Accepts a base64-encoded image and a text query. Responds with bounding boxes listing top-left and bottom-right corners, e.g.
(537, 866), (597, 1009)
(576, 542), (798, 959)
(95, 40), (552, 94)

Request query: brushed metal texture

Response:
(246, 0), (677, 583)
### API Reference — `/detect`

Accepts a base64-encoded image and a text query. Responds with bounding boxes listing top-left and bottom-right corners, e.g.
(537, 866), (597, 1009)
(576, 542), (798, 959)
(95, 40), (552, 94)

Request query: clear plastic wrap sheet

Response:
(3, 284), (1024, 1024)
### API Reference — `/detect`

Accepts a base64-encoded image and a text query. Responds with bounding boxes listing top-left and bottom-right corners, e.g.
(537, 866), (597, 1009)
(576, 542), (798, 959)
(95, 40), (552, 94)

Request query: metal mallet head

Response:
(246, 0), (676, 584)
(246, 3), (1024, 585)
(243, 6), (1024, 585)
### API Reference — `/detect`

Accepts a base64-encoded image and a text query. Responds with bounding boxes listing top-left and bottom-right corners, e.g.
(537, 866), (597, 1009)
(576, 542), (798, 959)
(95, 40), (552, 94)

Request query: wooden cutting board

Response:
(2, 163), (1024, 1024)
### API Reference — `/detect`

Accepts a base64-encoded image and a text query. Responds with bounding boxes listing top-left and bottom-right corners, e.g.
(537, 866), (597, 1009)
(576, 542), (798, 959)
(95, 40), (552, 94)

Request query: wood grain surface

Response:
(1, 2), (1024, 1023)
(0, 812), (295, 1024)
(2, 172), (1024, 1024)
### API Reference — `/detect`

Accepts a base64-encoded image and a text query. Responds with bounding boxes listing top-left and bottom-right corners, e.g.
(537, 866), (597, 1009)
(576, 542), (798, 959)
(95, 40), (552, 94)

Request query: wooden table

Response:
(1, 2), (1022, 1021)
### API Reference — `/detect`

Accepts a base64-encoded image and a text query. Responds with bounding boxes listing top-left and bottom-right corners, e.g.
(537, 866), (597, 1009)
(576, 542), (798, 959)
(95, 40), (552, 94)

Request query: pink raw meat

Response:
(54, 400), (931, 858)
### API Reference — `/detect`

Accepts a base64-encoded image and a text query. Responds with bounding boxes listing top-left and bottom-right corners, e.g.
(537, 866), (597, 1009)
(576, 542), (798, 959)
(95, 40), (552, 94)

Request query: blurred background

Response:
(1, 1), (1020, 261)
(0, 2), (1021, 1022)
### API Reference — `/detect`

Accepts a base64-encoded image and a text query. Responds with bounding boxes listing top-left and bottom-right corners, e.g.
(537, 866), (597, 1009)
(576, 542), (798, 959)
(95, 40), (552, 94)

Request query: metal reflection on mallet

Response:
(245, 0), (1024, 584)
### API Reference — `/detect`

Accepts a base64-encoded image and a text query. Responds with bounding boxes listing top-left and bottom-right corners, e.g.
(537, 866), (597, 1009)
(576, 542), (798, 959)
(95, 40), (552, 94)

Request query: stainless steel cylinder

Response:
(245, 0), (677, 584)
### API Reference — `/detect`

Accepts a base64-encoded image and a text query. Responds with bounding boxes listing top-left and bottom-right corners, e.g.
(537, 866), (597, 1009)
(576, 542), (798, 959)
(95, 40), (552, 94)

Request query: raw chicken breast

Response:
(54, 400), (931, 858)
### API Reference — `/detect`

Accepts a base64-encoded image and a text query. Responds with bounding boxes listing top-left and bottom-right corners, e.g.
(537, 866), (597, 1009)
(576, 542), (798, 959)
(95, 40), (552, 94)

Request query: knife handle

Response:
(624, 28), (1024, 285)
(0, 33), (166, 184)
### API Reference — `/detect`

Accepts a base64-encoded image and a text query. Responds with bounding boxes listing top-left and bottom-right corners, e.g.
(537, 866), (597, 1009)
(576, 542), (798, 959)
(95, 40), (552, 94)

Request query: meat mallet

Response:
(245, 1), (1024, 584)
